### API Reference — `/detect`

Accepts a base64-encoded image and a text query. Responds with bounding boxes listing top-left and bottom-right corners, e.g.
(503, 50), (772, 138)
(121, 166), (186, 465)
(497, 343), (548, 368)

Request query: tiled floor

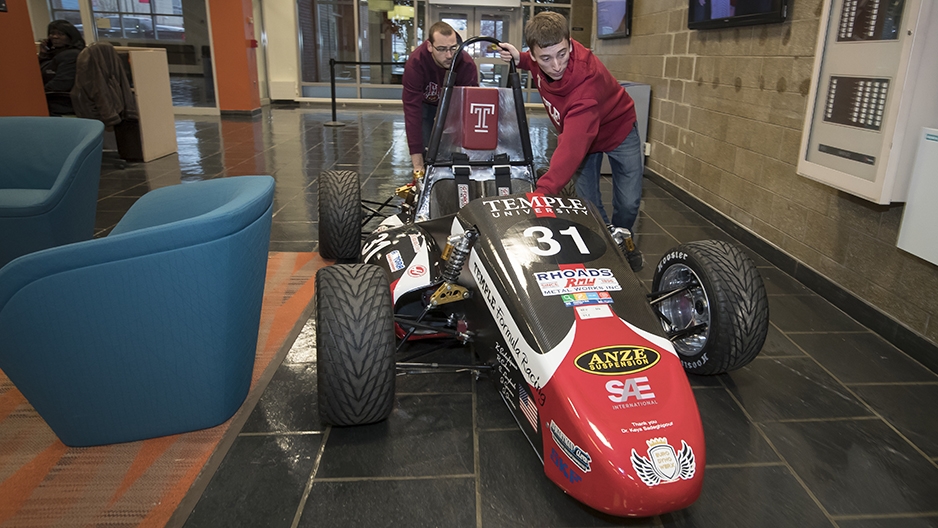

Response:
(95, 106), (938, 527)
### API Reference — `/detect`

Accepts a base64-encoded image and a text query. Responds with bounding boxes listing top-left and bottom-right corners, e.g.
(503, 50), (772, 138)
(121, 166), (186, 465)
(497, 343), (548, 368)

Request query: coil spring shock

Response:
(427, 228), (478, 307)
(441, 228), (478, 283)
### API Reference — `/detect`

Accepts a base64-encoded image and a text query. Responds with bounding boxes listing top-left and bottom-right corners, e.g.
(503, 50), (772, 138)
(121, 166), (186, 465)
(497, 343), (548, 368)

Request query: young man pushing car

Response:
(498, 12), (644, 271)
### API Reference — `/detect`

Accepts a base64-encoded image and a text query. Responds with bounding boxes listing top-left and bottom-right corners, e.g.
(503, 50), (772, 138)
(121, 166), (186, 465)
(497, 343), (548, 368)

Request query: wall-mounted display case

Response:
(797, 0), (938, 204)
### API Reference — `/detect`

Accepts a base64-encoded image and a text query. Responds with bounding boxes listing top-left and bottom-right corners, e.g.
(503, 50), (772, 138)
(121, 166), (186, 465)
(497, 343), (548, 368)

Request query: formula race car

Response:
(314, 37), (769, 517)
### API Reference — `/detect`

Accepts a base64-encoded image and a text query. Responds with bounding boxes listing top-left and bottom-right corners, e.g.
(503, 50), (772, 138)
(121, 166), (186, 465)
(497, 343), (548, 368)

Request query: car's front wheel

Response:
(316, 264), (396, 425)
(651, 240), (768, 375)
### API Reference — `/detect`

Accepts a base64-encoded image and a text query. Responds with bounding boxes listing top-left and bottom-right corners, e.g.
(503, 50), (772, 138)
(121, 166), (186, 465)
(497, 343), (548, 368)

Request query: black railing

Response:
(325, 58), (406, 126)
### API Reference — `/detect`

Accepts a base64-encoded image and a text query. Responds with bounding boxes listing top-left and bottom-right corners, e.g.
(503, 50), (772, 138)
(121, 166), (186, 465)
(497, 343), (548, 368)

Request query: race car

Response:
(314, 37), (769, 517)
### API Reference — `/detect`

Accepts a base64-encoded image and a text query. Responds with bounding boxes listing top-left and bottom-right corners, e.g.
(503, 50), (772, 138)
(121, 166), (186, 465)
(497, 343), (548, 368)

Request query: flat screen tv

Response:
(688, 0), (788, 30)
(596, 0), (633, 39)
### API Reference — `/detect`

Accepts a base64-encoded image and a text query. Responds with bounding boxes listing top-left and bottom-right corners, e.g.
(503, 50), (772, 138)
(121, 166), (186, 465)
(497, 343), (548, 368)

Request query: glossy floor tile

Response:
(720, 357), (874, 421)
(789, 332), (938, 384)
(315, 393), (475, 479)
(659, 465), (832, 528)
(88, 106), (938, 527)
(762, 419), (938, 516)
(850, 383), (938, 458)
(297, 478), (477, 527)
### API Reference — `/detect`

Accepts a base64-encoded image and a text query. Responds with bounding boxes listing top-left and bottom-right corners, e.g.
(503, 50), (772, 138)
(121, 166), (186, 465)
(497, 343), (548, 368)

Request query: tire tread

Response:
(318, 170), (362, 260)
(316, 264), (395, 425)
(656, 240), (769, 374)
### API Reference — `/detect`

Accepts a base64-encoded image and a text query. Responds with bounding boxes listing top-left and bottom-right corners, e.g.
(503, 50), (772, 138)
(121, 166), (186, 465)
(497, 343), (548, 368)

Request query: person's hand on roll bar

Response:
(497, 43), (520, 65)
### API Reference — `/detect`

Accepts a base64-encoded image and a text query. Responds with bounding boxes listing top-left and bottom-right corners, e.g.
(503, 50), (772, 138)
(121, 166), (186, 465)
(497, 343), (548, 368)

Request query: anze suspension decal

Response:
(574, 346), (660, 375)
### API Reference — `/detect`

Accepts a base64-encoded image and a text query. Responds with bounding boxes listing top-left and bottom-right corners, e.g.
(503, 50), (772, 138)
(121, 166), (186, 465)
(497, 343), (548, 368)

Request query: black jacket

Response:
(40, 48), (81, 93)
(38, 20), (85, 115)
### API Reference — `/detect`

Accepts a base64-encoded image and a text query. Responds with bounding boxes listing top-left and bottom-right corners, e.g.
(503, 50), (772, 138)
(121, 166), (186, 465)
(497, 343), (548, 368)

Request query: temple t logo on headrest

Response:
(470, 103), (496, 133)
(462, 88), (499, 150)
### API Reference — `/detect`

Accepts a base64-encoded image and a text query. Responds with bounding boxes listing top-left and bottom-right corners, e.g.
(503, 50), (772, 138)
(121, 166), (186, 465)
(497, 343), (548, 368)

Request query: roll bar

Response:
(425, 36), (534, 167)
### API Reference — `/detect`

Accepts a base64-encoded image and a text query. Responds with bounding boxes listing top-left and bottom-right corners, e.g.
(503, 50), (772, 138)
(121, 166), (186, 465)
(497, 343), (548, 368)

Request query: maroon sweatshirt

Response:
(402, 43), (478, 155)
(518, 40), (637, 195)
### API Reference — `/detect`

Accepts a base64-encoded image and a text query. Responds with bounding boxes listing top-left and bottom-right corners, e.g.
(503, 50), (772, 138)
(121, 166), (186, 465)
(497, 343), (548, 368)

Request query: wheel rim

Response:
(657, 263), (711, 357)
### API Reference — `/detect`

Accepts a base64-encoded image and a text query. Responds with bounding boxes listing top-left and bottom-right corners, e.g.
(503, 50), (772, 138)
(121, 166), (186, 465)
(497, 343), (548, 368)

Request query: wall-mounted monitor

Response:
(688, 0), (788, 30)
(597, 0), (633, 39)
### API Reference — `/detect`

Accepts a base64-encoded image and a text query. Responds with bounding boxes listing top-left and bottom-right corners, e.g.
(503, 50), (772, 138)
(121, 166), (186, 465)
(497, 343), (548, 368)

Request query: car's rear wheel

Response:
(318, 169), (361, 260)
(651, 240), (768, 375)
(316, 264), (395, 425)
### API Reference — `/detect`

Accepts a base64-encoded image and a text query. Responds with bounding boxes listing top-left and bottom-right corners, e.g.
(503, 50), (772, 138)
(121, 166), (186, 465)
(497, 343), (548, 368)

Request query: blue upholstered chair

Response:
(0, 117), (104, 268)
(0, 176), (275, 447)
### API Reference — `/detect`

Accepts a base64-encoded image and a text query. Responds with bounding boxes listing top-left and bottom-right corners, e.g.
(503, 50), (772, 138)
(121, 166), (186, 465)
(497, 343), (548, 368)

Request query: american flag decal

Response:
(518, 383), (539, 430)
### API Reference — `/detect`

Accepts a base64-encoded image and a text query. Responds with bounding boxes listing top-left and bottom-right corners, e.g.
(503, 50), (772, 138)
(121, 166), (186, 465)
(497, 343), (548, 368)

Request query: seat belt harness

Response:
(493, 153), (511, 196)
(452, 152), (471, 208)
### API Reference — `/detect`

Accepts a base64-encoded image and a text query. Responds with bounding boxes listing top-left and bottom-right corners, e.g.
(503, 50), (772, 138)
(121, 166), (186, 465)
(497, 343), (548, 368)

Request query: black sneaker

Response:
(619, 236), (644, 272)
(607, 225), (644, 272)
(625, 245), (644, 272)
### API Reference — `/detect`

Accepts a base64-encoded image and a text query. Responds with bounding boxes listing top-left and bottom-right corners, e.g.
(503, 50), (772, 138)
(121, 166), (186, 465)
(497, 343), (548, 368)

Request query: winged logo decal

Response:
(630, 438), (696, 487)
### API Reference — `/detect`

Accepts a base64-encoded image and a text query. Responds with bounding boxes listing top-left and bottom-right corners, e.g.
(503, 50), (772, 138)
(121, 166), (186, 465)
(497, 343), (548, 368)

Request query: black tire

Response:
(651, 240), (768, 375)
(318, 170), (361, 260)
(560, 179), (577, 198)
(316, 264), (396, 425)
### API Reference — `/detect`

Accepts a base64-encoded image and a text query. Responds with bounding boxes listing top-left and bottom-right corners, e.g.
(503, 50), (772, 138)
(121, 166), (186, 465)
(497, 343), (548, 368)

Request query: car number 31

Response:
(507, 220), (608, 264)
(523, 226), (590, 256)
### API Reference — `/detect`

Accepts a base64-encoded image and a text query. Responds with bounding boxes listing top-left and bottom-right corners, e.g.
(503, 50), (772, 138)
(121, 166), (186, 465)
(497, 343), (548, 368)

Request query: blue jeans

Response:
(574, 124), (643, 230)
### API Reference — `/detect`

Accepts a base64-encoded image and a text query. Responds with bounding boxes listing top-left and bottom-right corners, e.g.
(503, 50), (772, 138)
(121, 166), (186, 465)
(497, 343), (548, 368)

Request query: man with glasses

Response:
(498, 12), (644, 271)
(402, 21), (478, 176)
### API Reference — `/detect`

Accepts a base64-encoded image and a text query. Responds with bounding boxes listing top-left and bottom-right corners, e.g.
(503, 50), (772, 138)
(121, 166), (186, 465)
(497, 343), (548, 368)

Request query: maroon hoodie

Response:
(518, 40), (637, 195)
(402, 43), (478, 155)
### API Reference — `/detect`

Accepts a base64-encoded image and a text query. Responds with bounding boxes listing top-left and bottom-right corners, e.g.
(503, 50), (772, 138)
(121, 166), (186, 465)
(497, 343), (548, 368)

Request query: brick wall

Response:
(593, 0), (938, 346)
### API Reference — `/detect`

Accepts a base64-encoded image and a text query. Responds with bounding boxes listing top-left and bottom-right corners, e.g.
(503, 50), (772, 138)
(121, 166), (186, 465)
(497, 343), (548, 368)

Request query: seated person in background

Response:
(402, 21), (478, 176)
(38, 20), (85, 115)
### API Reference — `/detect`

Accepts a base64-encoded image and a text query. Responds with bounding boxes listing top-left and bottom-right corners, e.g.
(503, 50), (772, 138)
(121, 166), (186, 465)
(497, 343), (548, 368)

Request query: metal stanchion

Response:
(323, 59), (405, 128)
(324, 58), (345, 127)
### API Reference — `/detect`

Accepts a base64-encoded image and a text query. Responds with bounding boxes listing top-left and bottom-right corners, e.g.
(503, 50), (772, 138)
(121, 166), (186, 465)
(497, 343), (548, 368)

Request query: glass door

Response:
(429, 5), (521, 88)
(476, 9), (514, 87)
